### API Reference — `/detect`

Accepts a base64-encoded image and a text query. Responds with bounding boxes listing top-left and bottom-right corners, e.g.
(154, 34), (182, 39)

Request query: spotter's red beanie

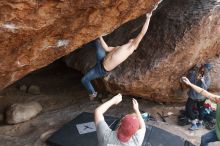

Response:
(117, 114), (140, 142)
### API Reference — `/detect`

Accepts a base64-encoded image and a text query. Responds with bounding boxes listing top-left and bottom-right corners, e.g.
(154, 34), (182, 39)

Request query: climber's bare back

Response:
(103, 40), (137, 71)
(101, 6), (155, 72)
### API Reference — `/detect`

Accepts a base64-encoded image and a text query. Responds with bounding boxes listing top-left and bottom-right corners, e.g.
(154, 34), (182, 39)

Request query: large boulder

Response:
(5, 102), (42, 124)
(0, 0), (160, 90)
(209, 56), (220, 92)
(65, 0), (220, 103)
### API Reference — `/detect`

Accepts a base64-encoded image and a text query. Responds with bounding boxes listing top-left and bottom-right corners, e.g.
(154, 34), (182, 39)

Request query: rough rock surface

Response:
(6, 102), (42, 124)
(209, 56), (220, 92)
(65, 0), (220, 103)
(0, 0), (159, 90)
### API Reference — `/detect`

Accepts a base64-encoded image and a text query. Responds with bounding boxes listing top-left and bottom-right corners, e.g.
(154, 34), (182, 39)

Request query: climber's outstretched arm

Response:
(132, 0), (163, 48)
(132, 13), (152, 48)
(99, 36), (115, 52)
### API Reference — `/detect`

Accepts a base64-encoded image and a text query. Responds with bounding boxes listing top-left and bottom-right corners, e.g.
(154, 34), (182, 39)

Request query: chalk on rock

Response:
(6, 102), (43, 124)
(28, 85), (41, 95)
(167, 112), (174, 116)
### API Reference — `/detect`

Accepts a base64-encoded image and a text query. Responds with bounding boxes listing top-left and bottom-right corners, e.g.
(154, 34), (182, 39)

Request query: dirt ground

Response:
(0, 61), (219, 146)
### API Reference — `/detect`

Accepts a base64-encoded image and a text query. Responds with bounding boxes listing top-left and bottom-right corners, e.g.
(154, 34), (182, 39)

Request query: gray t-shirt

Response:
(96, 120), (146, 146)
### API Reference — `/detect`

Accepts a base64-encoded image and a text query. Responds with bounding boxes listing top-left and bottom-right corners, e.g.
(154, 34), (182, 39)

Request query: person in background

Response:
(181, 77), (220, 146)
(185, 63), (212, 130)
(94, 93), (146, 146)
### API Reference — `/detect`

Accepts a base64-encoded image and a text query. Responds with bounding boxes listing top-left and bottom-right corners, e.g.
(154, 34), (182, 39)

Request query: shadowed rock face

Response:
(0, 0), (159, 90)
(65, 0), (220, 103)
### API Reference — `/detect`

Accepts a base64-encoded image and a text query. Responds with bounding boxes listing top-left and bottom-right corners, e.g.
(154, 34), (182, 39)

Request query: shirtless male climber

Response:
(81, 1), (162, 100)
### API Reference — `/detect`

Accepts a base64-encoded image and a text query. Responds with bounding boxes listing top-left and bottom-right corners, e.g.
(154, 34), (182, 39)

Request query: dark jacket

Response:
(187, 65), (211, 101)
